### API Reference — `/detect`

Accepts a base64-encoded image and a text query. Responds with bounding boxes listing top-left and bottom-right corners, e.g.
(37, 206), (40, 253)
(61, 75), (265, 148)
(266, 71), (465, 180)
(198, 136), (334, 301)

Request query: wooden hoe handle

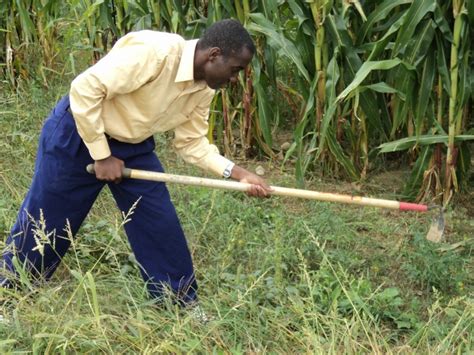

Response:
(86, 164), (430, 212)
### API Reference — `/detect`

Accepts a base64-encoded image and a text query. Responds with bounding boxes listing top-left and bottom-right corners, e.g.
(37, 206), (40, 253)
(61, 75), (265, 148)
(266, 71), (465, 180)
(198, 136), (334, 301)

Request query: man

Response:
(1, 19), (271, 306)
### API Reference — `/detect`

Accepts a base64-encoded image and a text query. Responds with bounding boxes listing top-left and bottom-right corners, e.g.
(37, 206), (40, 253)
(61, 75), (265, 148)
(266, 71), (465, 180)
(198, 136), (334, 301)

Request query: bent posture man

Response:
(1, 19), (271, 305)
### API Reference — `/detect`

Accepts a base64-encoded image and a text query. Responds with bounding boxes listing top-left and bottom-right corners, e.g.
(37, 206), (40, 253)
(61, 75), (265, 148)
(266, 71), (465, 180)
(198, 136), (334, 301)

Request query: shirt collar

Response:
(175, 39), (198, 83)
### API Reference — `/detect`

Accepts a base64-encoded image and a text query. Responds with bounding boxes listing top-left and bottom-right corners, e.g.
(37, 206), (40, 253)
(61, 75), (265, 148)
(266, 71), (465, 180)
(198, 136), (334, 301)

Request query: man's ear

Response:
(208, 47), (222, 61)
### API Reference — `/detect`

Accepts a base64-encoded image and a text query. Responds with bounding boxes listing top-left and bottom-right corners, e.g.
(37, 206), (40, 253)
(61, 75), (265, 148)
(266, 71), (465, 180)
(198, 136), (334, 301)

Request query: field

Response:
(0, 81), (473, 353)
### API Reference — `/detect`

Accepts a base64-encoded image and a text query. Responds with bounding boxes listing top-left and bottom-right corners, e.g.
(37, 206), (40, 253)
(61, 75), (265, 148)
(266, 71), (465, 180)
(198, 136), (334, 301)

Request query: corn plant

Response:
(1, 1), (66, 87)
(376, 0), (473, 202)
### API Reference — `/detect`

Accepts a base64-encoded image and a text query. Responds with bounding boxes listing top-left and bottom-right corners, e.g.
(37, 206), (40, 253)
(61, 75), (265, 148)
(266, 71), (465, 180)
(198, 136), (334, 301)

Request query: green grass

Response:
(0, 81), (473, 353)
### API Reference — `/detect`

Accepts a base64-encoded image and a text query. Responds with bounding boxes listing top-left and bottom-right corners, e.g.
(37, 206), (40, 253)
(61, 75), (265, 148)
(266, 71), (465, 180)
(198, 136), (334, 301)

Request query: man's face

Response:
(202, 47), (253, 90)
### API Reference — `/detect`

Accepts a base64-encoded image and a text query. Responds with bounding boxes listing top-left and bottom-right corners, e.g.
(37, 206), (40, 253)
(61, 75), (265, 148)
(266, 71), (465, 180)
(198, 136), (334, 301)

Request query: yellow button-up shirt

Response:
(69, 30), (232, 176)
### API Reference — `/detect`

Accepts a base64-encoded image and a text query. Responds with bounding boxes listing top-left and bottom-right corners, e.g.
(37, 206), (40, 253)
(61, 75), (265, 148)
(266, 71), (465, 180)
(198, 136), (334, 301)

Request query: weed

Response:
(402, 233), (471, 293)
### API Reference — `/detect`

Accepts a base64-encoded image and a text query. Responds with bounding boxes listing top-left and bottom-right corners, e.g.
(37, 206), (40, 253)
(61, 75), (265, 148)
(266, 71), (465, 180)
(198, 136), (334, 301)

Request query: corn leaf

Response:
(391, 19), (436, 136)
(337, 59), (409, 102)
(402, 145), (433, 200)
(435, 32), (451, 95)
(414, 51), (436, 136)
(327, 13), (385, 141)
(247, 13), (310, 82)
(466, 0), (474, 25)
(393, 0), (436, 56)
(326, 126), (359, 180)
(292, 76), (318, 187)
(379, 134), (474, 153)
(358, 0), (411, 44)
(365, 82), (405, 97)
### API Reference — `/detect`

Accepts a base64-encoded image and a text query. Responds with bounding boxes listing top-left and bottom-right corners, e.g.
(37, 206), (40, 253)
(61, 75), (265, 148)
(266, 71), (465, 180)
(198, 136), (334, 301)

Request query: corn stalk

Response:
(444, 0), (468, 202)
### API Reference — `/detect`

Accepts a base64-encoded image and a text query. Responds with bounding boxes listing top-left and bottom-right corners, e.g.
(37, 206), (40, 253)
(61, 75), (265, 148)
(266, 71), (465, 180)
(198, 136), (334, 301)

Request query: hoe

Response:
(87, 165), (445, 243)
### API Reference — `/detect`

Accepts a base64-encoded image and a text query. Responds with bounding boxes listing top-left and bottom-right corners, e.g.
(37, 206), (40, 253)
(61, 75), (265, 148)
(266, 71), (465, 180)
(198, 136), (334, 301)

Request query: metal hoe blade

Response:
(426, 208), (445, 243)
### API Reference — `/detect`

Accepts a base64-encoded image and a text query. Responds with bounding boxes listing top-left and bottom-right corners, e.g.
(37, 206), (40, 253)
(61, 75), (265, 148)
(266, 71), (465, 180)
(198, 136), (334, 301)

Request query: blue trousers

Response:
(2, 96), (197, 303)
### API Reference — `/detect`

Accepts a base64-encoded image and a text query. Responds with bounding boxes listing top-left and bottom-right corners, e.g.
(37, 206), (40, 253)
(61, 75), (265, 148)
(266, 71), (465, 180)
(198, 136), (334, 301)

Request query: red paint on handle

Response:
(399, 202), (428, 212)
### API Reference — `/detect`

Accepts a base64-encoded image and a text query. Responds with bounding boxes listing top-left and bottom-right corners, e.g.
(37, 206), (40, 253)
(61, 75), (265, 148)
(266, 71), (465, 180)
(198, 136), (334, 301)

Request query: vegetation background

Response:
(1, 0), (473, 353)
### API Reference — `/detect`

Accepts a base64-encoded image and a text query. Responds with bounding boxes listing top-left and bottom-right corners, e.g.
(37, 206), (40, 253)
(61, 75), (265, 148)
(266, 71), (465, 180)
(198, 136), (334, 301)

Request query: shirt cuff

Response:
(84, 135), (111, 160)
(207, 153), (234, 177)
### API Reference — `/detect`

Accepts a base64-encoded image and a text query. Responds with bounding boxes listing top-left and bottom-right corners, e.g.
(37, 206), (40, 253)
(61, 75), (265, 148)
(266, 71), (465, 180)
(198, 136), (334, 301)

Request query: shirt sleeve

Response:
(173, 91), (233, 176)
(69, 42), (162, 160)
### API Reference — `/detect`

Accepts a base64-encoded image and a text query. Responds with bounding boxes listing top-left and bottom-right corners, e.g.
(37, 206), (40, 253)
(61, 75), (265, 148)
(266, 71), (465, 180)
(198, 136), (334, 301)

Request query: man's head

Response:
(194, 19), (255, 89)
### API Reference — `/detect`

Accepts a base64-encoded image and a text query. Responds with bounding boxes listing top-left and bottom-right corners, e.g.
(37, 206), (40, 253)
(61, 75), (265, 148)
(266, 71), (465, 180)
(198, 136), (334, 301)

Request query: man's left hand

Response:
(231, 165), (273, 198)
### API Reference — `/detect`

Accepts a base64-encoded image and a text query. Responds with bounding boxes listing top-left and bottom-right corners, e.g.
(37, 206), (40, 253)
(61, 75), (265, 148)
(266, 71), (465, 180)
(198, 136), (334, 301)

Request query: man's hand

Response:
(231, 165), (273, 198)
(94, 156), (124, 183)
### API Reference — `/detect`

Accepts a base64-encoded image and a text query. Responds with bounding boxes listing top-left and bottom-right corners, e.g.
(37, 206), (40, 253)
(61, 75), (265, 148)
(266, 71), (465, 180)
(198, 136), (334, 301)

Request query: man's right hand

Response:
(94, 156), (124, 183)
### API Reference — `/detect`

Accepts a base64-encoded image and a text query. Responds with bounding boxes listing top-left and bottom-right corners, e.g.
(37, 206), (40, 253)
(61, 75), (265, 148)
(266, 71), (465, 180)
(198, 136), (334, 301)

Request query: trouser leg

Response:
(2, 96), (103, 280)
(107, 146), (197, 304)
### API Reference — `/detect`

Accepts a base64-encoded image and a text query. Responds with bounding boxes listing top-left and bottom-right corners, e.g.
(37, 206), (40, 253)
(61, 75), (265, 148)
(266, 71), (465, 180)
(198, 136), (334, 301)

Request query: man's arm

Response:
(69, 41), (163, 182)
(173, 92), (272, 198)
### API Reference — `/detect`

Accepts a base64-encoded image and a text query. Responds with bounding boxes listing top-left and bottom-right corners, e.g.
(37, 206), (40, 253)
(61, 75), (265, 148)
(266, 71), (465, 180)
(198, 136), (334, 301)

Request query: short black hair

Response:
(197, 19), (255, 57)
